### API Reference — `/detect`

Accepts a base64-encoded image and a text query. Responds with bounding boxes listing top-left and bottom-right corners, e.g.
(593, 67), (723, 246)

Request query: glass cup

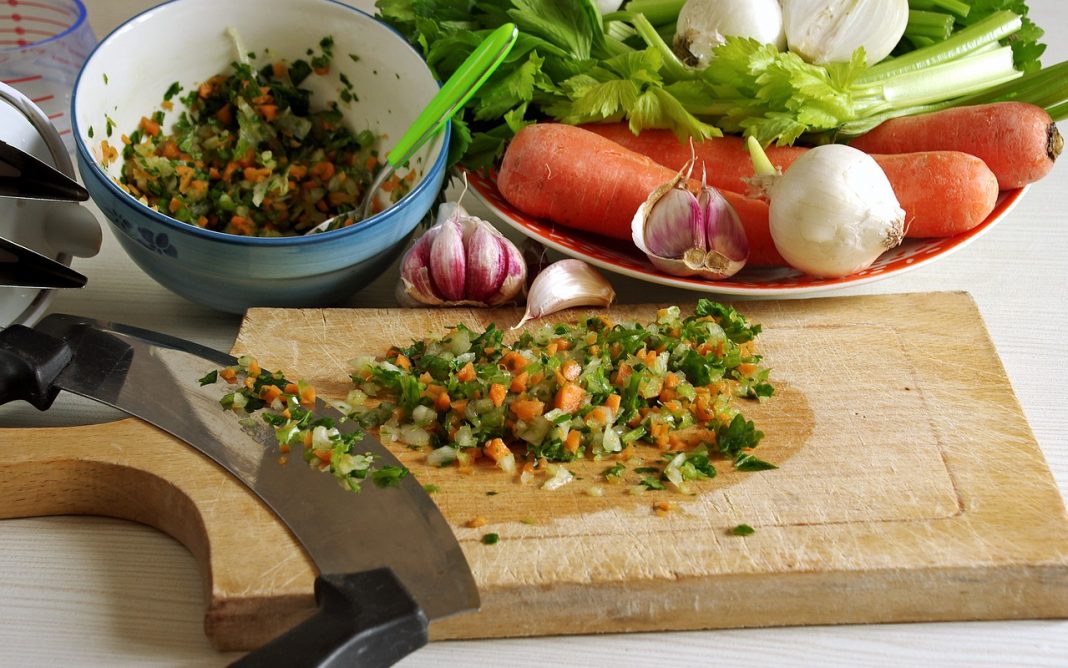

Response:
(0, 0), (96, 152)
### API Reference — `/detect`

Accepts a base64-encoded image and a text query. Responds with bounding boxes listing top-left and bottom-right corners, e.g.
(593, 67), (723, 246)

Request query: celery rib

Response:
(857, 10), (1021, 83)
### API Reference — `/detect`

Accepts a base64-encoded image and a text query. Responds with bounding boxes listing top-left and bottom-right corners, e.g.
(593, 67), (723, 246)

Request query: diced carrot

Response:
(564, 430), (582, 454)
(243, 166), (271, 183)
(510, 398), (545, 422)
(489, 383), (508, 408)
(310, 161), (335, 181)
(222, 161), (240, 182)
(258, 104), (278, 121)
(483, 438), (512, 463)
(456, 362), (477, 382)
(284, 383), (300, 395)
(560, 359), (582, 382)
(168, 196), (182, 213)
(259, 384), (283, 403)
(214, 104), (233, 126)
(139, 116), (161, 137)
(435, 391), (452, 412)
(314, 449), (332, 464)
(501, 351), (529, 372)
(450, 399), (468, 414)
(604, 394), (621, 414)
(586, 406), (611, 425)
(664, 373), (680, 389)
(219, 367), (237, 384)
(553, 382), (585, 414)
(299, 386), (316, 406)
(271, 61), (287, 78)
(509, 370), (529, 394)
(393, 354), (411, 370)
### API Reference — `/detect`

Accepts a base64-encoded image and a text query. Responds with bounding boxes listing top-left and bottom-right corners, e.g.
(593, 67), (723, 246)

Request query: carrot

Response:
(510, 398), (545, 422)
(483, 437), (512, 463)
(497, 123), (784, 265)
(584, 123), (999, 239)
(876, 152), (999, 238)
(580, 124), (805, 195)
(498, 123), (690, 240)
(488, 383), (508, 408)
(848, 102), (1062, 190)
(563, 429), (582, 454)
(553, 381), (586, 414)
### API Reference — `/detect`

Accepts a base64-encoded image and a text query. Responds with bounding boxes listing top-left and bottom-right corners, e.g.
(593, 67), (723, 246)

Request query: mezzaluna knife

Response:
(0, 313), (479, 666)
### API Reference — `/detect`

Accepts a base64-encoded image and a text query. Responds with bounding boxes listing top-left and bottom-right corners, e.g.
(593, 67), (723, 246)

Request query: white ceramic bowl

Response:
(72, 0), (448, 313)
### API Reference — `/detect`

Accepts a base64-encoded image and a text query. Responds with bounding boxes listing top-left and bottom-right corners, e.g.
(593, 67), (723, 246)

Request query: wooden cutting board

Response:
(2, 291), (1067, 652)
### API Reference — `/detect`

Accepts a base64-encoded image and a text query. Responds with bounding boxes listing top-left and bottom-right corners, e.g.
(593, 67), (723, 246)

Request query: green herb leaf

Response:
(481, 532), (500, 545)
(734, 453), (778, 472)
(730, 523), (755, 536)
(198, 370), (218, 386)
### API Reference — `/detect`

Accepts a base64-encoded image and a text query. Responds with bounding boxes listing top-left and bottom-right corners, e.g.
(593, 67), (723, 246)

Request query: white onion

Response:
(675, 0), (787, 68)
(756, 142), (905, 278)
(782, 0), (909, 65)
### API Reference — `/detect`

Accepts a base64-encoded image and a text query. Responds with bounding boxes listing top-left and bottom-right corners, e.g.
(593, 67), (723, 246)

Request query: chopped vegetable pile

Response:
(201, 358), (409, 493)
(205, 300), (777, 495)
(108, 36), (409, 236)
(344, 299), (775, 493)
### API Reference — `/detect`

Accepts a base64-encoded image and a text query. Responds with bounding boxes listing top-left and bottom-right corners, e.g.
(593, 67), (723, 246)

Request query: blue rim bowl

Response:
(72, 0), (448, 313)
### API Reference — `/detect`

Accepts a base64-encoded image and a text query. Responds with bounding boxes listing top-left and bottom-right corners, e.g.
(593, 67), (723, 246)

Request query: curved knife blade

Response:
(2, 316), (486, 665)
(31, 313), (479, 626)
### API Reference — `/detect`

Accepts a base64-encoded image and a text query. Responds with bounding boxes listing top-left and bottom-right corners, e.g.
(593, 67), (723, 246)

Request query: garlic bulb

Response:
(398, 203), (527, 306)
(632, 161), (748, 280)
(514, 259), (615, 329)
(747, 138), (904, 278)
(675, 0), (787, 68)
(782, 0), (909, 65)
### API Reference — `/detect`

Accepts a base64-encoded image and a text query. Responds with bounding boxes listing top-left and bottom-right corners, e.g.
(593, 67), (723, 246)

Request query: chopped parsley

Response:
(730, 524), (755, 536)
(481, 532), (500, 545)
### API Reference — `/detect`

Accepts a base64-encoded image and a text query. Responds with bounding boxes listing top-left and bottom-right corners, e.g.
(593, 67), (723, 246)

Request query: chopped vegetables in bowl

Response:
(72, 0), (449, 312)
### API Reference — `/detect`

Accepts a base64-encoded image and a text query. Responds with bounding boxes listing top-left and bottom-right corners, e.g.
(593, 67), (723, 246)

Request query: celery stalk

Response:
(905, 10), (954, 41)
(858, 10), (1022, 83)
(628, 12), (695, 81)
(908, 0), (970, 20)
(621, 0), (685, 26)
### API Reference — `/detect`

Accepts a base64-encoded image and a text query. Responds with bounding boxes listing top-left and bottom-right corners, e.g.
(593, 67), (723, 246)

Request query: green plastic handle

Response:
(385, 22), (518, 168)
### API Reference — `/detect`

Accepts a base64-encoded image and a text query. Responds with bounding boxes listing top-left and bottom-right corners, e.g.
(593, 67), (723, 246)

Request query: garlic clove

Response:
(428, 217), (467, 301)
(643, 187), (705, 259)
(487, 237), (527, 306)
(464, 221), (507, 303)
(513, 259), (615, 329)
(782, 0), (909, 66)
(398, 227), (446, 305)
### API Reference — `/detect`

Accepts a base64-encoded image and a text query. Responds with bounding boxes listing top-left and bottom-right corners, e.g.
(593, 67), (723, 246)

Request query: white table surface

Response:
(2, 2), (1066, 666)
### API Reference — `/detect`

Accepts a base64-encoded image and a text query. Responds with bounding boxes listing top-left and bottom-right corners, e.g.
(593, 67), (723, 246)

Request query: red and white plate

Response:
(465, 169), (1026, 297)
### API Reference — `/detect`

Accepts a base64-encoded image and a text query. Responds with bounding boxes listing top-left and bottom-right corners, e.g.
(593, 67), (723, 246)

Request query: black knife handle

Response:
(230, 568), (429, 668)
(0, 324), (72, 411)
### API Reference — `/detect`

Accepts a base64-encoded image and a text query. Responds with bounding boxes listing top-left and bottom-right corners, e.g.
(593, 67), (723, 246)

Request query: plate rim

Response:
(464, 167), (1027, 297)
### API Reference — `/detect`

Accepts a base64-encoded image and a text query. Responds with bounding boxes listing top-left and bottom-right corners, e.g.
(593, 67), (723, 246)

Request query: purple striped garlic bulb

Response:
(398, 203), (527, 306)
